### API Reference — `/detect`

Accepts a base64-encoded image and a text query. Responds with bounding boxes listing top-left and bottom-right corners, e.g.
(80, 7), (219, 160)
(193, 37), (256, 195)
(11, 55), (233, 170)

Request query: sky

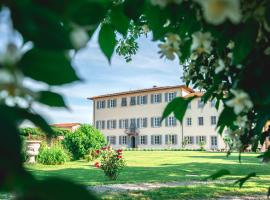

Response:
(0, 8), (184, 125)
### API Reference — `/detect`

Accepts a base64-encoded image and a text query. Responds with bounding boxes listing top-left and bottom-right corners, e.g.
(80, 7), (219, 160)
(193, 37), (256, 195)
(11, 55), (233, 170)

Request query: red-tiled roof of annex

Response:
(51, 123), (81, 128)
(88, 85), (194, 100)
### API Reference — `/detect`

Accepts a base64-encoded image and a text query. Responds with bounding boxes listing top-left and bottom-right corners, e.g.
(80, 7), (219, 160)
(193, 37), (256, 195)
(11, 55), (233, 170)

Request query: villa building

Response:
(88, 85), (226, 150)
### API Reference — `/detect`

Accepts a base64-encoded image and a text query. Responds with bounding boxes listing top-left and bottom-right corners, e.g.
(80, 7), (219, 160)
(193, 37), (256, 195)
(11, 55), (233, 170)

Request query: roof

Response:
(88, 85), (194, 100)
(51, 123), (81, 129)
(184, 92), (204, 98)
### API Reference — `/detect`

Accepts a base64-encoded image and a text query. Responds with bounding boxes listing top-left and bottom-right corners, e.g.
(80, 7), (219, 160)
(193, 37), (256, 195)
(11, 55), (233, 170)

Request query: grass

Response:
(24, 151), (270, 199)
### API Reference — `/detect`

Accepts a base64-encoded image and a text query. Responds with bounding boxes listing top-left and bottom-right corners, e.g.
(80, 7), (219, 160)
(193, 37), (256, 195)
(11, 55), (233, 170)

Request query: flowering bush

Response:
(94, 147), (126, 180)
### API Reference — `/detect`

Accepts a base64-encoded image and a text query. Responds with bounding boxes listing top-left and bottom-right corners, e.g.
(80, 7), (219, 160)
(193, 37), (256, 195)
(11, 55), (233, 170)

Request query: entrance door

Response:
(131, 136), (136, 148)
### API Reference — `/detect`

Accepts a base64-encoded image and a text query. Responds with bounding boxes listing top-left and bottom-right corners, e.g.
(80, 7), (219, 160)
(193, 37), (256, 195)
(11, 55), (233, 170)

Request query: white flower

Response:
(142, 25), (150, 34)
(215, 59), (225, 74)
(264, 47), (270, 55)
(158, 33), (181, 60)
(191, 32), (213, 54)
(195, 0), (242, 25)
(0, 43), (22, 66)
(70, 27), (89, 49)
(226, 89), (253, 114)
(150, 0), (182, 8)
(234, 116), (248, 128)
(200, 65), (208, 74)
(0, 69), (14, 84)
(227, 41), (235, 49)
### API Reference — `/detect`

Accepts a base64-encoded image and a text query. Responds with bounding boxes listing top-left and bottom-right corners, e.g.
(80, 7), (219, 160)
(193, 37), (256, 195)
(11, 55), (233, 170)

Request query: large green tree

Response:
(1, 0), (270, 198)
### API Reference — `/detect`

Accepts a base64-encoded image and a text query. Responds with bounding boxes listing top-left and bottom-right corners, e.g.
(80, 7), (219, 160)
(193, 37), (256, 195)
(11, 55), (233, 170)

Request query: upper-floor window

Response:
(130, 96), (136, 106)
(186, 117), (192, 126)
(198, 117), (204, 126)
(187, 102), (191, 109)
(107, 136), (116, 145)
(107, 99), (117, 108)
(165, 116), (176, 127)
(96, 100), (106, 109)
(140, 135), (148, 145)
(165, 135), (177, 145)
(96, 120), (105, 129)
(196, 136), (206, 144)
(165, 92), (177, 102)
(184, 136), (194, 144)
(119, 119), (129, 129)
(130, 118), (136, 128)
(138, 95), (148, 105)
(151, 117), (161, 127)
(151, 135), (162, 145)
(210, 99), (216, 108)
(136, 118), (148, 128)
(211, 116), (217, 125)
(151, 93), (162, 104)
(121, 97), (127, 107)
(107, 120), (116, 129)
(198, 99), (204, 108)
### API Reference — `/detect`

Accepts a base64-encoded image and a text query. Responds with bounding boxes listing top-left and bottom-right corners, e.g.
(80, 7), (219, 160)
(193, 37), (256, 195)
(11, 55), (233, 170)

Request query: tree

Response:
(1, 0), (270, 198)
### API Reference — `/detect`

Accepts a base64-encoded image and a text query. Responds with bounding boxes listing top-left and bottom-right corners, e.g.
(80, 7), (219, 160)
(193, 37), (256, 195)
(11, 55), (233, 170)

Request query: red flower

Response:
(94, 162), (100, 168)
(117, 149), (123, 154)
(101, 147), (107, 151)
(117, 155), (122, 159)
(95, 150), (100, 154)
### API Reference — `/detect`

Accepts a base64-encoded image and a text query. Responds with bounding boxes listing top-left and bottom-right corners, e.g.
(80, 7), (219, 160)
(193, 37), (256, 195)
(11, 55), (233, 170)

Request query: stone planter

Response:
(26, 140), (41, 164)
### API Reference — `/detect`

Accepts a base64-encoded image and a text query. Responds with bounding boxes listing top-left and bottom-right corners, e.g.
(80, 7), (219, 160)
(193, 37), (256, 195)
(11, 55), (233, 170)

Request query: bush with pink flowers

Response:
(94, 147), (126, 180)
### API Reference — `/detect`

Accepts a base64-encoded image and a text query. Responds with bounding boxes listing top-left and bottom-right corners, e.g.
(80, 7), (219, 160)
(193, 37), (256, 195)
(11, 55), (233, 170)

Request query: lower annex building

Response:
(88, 85), (226, 150)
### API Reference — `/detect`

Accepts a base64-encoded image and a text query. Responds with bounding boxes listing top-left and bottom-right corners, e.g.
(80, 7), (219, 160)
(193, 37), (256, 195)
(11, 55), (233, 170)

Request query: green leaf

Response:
(234, 172), (256, 188)
(257, 149), (270, 163)
(162, 97), (195, 124)
(38, 91), (67, 108)
(110, 5), (130, 36)
(206, 169), (231, 180)
(98, 24), (117, 63)
(233, 20), (259, 64)
(217, 107), (236, 134)
(19, 48), (80, 85)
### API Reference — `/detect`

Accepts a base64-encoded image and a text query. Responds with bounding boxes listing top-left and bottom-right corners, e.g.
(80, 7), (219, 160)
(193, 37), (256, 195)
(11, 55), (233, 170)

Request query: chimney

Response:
(153, 85), (157, 88)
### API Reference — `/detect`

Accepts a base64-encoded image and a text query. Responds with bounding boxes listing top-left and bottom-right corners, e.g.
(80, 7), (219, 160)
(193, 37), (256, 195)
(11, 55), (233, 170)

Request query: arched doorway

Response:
(131, 136), (136, 148)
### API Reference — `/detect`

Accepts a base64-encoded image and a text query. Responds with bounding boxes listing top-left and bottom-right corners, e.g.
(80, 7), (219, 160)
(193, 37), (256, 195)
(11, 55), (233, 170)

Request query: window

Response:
(130, 118), (136, 128)
(211, 99), (216, 108)
(165, 135), (177, 145)
(107, 120), (117, 129)
(151, 135), (162, 145)
(107, 136), (116, 145)
(184, 136), (194, 145)
(119, 136), (127, 145)
(211, 116), (217, 125)
(119, 119), (129, 129)
(187, 102), (191, 109)
(186, 117), (192, 126)
(196, 136), (206, 144)
(166, 116), (176, 127)
(165, 92), (177, 102)
(151, 93), (162, 104)
(151, 117), (161, 127)
(96, 121), (105, 130)
(96, 100), (106, 109)
(140, 95), (148, 105)
(198, 99), (204, 108)
(107, 99), (117, 108)
(143, 118), (147, 128)
(211, 136), (218, 146)
(121, 97), (127, 107)
(198, 117), (204, 126)
(130, 96), (136, 105)
(124, 119), (129, 129)
(101, 120), (105, 129)
(96, 121), (101, 129)
(136, 118), (147, 128)
(140, 135), (147, 145)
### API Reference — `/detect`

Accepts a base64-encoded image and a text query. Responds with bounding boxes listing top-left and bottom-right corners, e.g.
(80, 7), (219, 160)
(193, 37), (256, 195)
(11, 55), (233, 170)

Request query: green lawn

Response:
(25, 151), (270, 199)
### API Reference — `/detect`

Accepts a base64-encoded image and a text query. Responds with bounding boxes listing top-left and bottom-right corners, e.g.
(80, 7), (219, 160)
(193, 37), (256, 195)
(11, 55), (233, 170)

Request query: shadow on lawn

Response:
(26, 161), (270, 186)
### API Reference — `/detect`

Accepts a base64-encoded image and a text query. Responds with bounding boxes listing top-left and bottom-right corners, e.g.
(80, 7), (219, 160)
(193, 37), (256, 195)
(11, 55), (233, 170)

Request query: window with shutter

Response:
(151, 94), (154, 104)
(119, 136), (122, 145)
(151, 136), (154, 144)
(165, 93), (168, 102)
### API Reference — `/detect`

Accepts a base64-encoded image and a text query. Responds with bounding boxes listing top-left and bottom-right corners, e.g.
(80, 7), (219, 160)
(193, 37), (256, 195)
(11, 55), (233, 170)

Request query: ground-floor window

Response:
(196, 136), (206, 144)
(165, 135), (177, 145)
(151, 135), (162, 145)
(107, 136), (116, 145)
(184, 136), (194, 145)
(211, 136), (218, 146)
(140, 135), (147, 145)
(119, 136), (127, 145)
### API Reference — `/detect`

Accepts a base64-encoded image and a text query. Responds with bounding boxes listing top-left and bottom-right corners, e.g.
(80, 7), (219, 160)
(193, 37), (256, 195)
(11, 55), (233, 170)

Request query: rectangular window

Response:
(119, 136), (127, 145)
(107, 136), (116, 145)
(96, 100), (106, 109)
(121, 97), (127, 107)
(187, 102), (191, 109)
(140, 135), (147, 145)
(124, 119), (129, 129)
(196, 136), (206, 144)
(151, 135), (162, 145)
(101, 120), (105, 129)
(165, 135), (177, 145)
(107, 120), (117, 129)
(184, 136), (194, 145)
(198, 99), (204, 108)
(198, 117), (204, 126)
(168, 92), (176, 102)
(151, 117), (161, 127)
(119, 119), (123, 129)
(96, 121), (100, 129)
(107, 99), (117, 108)
(166, 116), (176, 127)
(211, 116), (217, 125)
(130, 96), (136, 105)
(151, 93), (162, 104)
(186, 117), (192, 126)
(211, 99), (216, 108)
(140, 95), (148, 105)
(211, 136), (218, 146)
(143, 118), (147, 128)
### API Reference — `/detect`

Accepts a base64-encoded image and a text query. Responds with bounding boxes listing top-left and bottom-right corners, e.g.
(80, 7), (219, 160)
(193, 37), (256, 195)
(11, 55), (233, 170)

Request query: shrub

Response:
(85, 149), (100, 162)
(19, 127), (45, 140)
(37, 144), (70, 165)
(94, 147), (126, 180)
(63, 124), (106, 160)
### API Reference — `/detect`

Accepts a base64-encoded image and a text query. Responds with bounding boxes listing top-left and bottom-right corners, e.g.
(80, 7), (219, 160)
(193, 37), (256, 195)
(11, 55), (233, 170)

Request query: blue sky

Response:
(0, 8), (184, 125)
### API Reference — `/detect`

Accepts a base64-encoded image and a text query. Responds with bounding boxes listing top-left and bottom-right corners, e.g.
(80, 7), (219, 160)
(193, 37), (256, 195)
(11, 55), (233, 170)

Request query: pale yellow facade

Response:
(89, 85), (226, 150)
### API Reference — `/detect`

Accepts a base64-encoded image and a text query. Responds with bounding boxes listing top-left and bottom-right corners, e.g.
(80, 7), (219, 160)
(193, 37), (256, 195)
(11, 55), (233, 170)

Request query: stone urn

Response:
(26, 140), (42, 164)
